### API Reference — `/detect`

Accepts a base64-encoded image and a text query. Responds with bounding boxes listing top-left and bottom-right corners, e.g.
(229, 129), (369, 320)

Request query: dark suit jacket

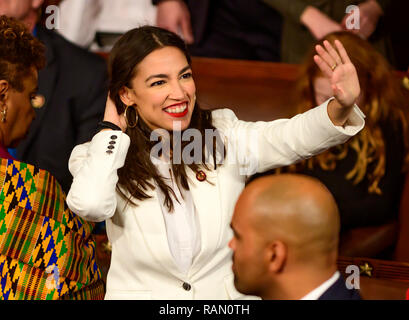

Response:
(17, 25), (108, 193)
(318, 274), (361, 300)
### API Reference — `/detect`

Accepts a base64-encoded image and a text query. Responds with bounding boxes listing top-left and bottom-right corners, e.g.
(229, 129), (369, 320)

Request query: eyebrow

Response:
(145, 65), (191, 83)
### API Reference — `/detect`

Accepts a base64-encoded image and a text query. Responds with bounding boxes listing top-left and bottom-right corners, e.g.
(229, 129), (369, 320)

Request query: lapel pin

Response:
(196, 170), (206, 182)
(31, 94), (45, 109)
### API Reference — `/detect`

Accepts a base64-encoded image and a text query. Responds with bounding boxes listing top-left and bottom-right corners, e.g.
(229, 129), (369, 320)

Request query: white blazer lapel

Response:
(130, 187), (185, 279)
(187, 166), (222, 277)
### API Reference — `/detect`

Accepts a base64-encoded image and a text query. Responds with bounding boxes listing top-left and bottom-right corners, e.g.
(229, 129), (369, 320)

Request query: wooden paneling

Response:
(191, 57), (299, 121)
(338, 256), (409, 300)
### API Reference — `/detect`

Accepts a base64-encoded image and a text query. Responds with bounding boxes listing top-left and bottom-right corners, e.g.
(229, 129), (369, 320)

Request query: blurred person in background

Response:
(0, 14), (103, 300)
(154, 0), (282, 61)
(57, 0), (157, 51)
(262, 0), (394, 65)
(251, 31), (409, 232)
(0, 0), (108, 194)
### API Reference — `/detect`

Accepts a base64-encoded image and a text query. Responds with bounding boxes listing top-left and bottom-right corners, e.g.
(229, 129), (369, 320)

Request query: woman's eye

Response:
(181, 72), (192, 79)
(150, 80), (165, 87)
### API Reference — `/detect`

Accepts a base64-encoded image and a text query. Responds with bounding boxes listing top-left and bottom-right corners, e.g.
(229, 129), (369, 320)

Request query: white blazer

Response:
(67, 99), (365, 300)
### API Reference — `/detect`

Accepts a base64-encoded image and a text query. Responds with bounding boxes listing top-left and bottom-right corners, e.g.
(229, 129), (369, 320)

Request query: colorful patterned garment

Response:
(0, 158), (104, 300)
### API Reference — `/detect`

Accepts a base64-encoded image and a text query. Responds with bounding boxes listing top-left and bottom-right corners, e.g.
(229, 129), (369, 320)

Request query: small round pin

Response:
(196, 170), (206, 182)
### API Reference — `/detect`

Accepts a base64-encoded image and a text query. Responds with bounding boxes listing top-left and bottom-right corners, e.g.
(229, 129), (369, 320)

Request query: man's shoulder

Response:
(318, 275), (362, 300)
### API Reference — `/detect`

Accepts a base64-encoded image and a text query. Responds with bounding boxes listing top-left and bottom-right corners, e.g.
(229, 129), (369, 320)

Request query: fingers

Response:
(334, 39), (351, 64)
(315, 39), (351, 75)
(180, 17), (194, 44)
(313, 54), (332, 78)
(315, 44), (337, 75)
(119, 114), (127, 132)
(323, 40), (342, 66)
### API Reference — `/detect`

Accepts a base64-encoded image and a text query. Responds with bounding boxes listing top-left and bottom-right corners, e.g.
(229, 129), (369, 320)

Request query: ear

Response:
(32, 0), (44, 10)
(118, 86), (137, 107)
(267, 240), (287, 273)
(0, 80), (9, 104)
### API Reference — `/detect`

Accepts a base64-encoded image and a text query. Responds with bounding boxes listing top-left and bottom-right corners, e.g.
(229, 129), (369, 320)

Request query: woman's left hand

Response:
(314, 39), (360, 109)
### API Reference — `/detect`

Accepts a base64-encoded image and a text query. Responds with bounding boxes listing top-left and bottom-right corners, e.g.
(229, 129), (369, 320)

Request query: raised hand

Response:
(314, 39), (360, 109)
(300, 6), (342, 40)
(103, 94), (127, 132)
(156, 0), (194, 44)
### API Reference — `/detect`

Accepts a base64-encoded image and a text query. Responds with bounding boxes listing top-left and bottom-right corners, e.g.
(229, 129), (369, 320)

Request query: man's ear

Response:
(0, 80), (9, 104)
(119, 86), (137, 107)
(32, 0), (45, 10)
(267, 240), (287, 273)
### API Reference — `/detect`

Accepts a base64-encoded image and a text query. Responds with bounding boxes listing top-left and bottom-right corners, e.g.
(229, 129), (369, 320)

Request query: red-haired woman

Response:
(270, 31), (409, 231)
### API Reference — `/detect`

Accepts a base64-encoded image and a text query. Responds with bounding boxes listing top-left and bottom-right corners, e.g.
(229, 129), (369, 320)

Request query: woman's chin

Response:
(162, 117), (191, 132)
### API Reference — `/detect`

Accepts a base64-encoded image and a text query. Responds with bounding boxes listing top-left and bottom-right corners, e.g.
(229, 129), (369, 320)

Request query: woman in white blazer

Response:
(67, 26), (364, 300)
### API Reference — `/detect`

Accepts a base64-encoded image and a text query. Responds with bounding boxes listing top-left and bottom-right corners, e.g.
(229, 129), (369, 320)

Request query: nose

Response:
(169, 80), (185, 101)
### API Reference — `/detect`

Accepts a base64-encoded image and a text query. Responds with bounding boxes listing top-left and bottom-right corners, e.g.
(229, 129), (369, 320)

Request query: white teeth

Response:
(165, 103), (187, 113)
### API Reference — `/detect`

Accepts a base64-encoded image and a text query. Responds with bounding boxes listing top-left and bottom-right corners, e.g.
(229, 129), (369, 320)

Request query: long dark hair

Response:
(108, 26), (224, 211)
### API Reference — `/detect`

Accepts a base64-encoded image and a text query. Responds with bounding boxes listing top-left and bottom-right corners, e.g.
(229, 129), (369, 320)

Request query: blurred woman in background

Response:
(271, 31), (409, 231)
(0, 15), (103, 300)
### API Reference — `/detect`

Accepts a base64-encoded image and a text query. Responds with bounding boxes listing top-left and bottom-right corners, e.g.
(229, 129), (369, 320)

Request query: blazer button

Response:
(196, 170), (206, 182)
(182, 282), (191, 291)
(110, 135), (118, 140)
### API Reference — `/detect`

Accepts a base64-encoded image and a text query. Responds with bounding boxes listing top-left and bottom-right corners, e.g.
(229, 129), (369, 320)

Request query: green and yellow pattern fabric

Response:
(0, 159), (104, 300)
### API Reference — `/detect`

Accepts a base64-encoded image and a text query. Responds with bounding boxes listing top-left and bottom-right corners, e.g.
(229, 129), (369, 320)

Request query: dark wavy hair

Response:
(0, 15), (45, 91)
(108, 26), (224, 211)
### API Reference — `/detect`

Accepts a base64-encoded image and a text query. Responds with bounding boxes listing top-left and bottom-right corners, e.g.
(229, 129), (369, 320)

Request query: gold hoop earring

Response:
(0, 107), (6, 123)
(124, 105), (138, 129)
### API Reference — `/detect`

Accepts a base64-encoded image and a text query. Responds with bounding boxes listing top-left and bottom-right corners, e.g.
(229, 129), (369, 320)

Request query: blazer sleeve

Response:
(212, 98), (365, 176)
(66, 130), (130, 222)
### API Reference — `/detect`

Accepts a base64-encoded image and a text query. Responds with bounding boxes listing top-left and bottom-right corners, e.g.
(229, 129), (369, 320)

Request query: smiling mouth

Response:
(163, 102), (188, 118)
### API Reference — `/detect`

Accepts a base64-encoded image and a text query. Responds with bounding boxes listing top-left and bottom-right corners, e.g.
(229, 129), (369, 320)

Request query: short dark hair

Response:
(0, 15), (46, 91)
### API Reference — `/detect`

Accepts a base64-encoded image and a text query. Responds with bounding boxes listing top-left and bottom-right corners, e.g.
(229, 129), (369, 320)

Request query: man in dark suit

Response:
(154, 0), (282, 61)
(229, 174), (361, 300)
(1, 0), (107, 193)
